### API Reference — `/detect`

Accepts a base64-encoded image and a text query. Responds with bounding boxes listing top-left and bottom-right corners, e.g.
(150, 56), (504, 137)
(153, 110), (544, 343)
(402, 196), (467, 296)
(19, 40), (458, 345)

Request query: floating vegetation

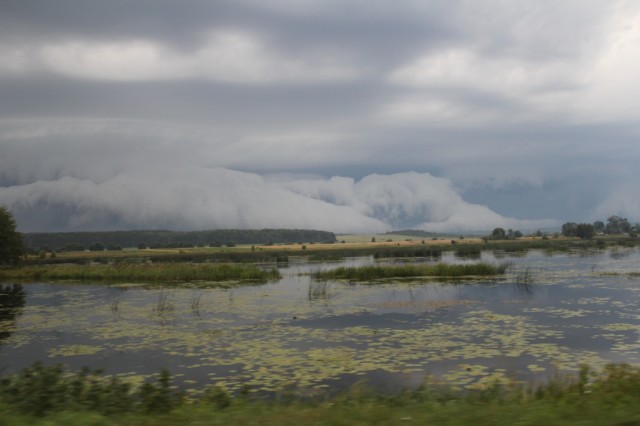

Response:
(313, 262), (508, 281)
(0, 263), (281, 284)
(600, 271), (640, 277)
(47, 344), (103, 357)
(523, 307), (590, 319)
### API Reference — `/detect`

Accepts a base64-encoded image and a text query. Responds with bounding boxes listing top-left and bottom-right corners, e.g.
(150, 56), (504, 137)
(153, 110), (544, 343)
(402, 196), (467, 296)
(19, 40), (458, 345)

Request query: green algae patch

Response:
(0, 263), (281, 285)
(48, 344), (104, 357)
(313, 262), (508, 281)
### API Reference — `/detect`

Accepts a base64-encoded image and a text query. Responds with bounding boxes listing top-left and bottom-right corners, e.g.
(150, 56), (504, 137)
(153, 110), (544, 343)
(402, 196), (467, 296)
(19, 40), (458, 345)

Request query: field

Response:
(25, 233), (618, 264)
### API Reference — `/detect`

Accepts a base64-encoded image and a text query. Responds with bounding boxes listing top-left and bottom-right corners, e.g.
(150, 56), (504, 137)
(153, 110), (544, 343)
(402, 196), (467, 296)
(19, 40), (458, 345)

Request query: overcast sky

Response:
(1, 0), (639, 233)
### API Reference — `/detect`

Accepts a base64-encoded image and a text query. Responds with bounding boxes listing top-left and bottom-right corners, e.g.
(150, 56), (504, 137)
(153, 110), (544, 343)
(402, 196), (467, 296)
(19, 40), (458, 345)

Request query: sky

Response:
(1, 0), (639, 234)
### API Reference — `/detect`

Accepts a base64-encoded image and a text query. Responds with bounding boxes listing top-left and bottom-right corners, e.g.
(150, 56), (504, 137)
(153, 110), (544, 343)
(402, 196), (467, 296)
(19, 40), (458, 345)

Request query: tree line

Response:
(22, 229), (337, 252)
(488, 215), (639, 242)
(561, 215), (639, 240)
(1, 204), (639, 265)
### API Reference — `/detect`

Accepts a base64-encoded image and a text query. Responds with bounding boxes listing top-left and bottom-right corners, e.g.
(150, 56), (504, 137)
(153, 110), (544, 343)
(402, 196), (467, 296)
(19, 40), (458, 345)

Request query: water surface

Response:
(1, 247), (639, 395)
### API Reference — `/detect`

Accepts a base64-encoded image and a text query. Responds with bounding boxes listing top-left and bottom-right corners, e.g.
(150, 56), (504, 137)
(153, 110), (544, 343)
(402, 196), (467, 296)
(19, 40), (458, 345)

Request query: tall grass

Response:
(0, 263), (281, 284)
(314, 262), (508, 281)
(3, 362), (640, 424)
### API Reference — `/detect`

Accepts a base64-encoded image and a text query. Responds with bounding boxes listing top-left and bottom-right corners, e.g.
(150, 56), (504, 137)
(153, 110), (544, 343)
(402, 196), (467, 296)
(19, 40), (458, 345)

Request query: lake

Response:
(1, 247), (639, 397)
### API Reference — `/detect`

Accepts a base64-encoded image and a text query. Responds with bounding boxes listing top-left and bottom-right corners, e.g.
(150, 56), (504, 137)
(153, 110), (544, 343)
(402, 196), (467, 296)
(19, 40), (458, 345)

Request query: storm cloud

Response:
(1, 1), (639, 232)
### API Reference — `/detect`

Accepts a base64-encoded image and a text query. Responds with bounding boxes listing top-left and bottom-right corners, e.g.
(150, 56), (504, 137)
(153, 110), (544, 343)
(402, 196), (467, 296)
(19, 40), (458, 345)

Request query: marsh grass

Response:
(454, 245), (482, 259)
(109, 298), (120, 315)
(513, 266), (536, 285)
(190, 292), (203, 315)
(314, 262), (508, 281)
(308, 280), (331, 301)
(509, 265), (538, 295)
(153, 292), (174, 315)
(0, 263), (281, 284)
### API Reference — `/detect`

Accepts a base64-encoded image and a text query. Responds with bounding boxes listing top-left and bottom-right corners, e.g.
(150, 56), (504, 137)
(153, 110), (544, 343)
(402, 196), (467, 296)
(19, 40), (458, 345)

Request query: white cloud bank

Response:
(0, 168), (556, 234)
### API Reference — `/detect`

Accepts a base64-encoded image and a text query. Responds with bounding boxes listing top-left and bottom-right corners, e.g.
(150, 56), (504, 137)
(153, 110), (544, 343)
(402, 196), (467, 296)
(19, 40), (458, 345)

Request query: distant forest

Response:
(388, 230), (446, 238)
(24, 229), (337, 252)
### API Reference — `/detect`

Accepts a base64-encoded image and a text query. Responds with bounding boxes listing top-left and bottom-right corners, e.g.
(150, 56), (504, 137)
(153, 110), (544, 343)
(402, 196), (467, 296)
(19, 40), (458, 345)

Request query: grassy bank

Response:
(23, 235), (638, 266)
(0, 262), (281, 284)
(2, 363), (640, 425)
(314, 262), (508, 281)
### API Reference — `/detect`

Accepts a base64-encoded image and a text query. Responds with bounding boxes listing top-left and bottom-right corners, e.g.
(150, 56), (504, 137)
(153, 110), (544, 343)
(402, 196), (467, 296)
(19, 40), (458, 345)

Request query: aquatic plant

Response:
(153, 291), (174, 315)
(0, 262), (281, 284)
(513, 266), (536, 285)
(308, 280), (331, 301)
(454, 245), (482, 258)
(313, 262), (508, 281)
(190, 291), (203, 314)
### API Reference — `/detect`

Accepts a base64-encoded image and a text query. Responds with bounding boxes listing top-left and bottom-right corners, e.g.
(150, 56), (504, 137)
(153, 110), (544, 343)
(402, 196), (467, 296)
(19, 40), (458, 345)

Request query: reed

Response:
(308, 280), (331, 300)
(314, 262), (508, 281)
(0, 262), (281, 284)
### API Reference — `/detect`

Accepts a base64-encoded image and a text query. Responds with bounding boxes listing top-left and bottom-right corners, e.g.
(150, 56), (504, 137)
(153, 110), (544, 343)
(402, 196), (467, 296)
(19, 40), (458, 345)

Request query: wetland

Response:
(1, 245), (640, 401)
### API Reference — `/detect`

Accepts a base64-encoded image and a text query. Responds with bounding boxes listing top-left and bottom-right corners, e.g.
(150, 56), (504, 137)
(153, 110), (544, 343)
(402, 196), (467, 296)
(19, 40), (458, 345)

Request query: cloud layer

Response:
(0, 165), (555, 233)
(1, 1), (639, 231)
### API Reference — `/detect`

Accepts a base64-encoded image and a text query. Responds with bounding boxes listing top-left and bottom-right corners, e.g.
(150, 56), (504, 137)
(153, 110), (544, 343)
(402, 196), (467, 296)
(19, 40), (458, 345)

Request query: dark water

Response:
(1, 247), (639, 396)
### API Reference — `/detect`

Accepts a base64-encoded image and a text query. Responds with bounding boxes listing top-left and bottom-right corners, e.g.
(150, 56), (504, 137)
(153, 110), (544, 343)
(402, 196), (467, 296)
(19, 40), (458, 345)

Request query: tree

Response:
(0, 206), (26, 265)
(491, 228), (506, 239)
(88, 242), (105, 252)
(575, 223), (595, 240)
(561, 222), (578, 237)
(64, 243), (85, 252)
(593, 221), (605, 233)
(605, 215), (631, 234)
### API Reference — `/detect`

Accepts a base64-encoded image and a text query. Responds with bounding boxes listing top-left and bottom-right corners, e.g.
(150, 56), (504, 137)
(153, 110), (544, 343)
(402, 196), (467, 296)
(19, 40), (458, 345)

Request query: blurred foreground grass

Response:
(1, 363), (640, 425)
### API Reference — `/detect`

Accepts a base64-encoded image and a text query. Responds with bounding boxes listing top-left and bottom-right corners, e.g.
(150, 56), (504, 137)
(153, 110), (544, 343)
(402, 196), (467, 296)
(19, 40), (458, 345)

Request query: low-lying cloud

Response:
(0, 166), (556, 234)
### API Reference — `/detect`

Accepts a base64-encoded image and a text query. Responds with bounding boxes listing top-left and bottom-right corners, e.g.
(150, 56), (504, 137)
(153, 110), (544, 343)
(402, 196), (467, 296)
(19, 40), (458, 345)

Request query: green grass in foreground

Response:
(0, 262), (281, 284)
(314, 262), (508, 281)
(2, 363), (640, 425)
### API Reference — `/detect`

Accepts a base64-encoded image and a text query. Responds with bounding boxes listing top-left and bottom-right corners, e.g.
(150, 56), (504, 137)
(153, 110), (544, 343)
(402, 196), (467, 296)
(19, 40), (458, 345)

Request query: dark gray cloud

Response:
(1, 0), (639, 232)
